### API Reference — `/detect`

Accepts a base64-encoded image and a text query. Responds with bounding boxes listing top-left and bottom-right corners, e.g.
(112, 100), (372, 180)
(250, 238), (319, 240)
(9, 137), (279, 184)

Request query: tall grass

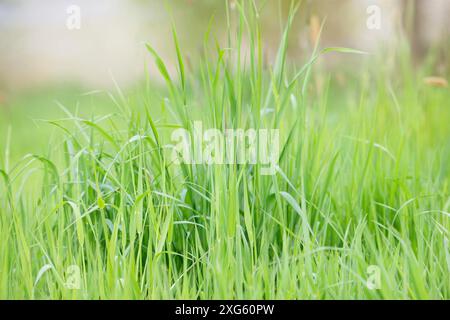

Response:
(0, 1), (449, 299)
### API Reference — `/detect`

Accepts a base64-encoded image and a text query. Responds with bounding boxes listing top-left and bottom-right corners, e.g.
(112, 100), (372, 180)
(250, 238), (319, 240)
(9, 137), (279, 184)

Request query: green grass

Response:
(0, 2), (449, 299)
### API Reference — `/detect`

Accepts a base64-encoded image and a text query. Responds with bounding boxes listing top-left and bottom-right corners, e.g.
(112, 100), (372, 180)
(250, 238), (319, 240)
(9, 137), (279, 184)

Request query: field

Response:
(0, 4), (449, 299)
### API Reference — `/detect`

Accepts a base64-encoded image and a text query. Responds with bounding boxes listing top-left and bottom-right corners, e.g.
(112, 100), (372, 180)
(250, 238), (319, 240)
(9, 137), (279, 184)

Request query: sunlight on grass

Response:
(0, 2), (449, 299)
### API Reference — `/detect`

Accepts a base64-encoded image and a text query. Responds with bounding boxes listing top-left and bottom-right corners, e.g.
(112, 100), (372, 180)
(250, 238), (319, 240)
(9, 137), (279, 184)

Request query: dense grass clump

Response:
(0, 3), (449, 299)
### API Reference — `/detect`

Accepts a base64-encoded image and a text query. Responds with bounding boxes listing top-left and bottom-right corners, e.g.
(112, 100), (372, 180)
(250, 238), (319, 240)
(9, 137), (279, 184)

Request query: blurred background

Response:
(0, 0), (448, 158)
(0, 0), (448, 91)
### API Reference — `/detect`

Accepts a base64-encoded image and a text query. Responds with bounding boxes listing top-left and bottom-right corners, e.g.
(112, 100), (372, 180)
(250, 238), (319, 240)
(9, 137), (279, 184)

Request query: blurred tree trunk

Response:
(412, 0), (426, 61)
(403, 0), (426, 62)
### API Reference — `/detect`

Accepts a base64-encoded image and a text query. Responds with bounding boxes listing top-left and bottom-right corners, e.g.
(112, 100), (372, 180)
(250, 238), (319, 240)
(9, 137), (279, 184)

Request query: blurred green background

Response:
(0, 0), (449, 161)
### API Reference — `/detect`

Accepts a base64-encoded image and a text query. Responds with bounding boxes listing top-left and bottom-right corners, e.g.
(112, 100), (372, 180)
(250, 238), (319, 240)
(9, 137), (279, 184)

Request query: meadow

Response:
(0, 3), (449, 299)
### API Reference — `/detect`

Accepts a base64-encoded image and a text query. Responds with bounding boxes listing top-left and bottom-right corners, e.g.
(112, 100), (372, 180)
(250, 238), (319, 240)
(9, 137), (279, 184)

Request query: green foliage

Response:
(0, 1), (449, 299)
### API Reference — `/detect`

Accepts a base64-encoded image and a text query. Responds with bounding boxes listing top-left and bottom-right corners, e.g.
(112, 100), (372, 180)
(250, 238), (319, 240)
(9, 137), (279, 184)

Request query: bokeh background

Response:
(0, 0), (448, 158)
(0, 0), (448, 91)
